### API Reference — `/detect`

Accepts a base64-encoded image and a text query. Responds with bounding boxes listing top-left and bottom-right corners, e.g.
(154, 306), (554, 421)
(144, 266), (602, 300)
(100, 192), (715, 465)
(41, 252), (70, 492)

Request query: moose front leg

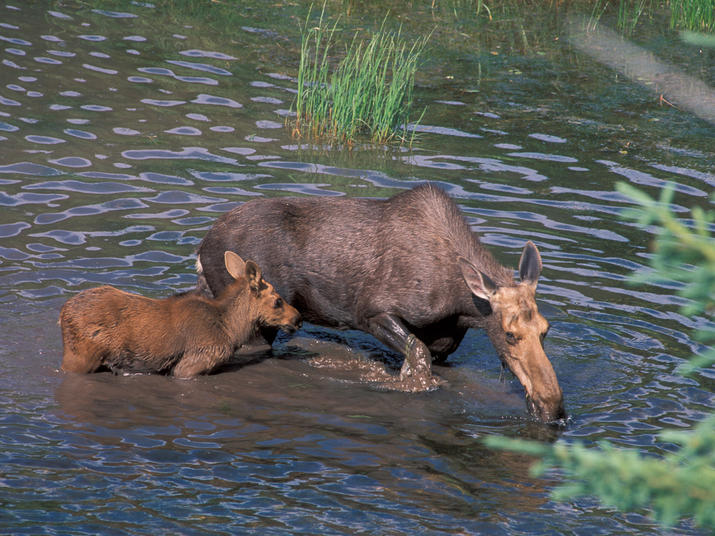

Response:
(364, 313), (439, 390)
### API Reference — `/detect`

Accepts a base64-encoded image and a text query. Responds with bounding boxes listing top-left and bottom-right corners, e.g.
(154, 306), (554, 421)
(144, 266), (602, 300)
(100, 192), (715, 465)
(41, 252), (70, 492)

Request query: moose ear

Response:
(224, 251), (246, 280)
(519, 241), (542, 286)
(458, 257), (498, 301)
(244, 260), (262, 291)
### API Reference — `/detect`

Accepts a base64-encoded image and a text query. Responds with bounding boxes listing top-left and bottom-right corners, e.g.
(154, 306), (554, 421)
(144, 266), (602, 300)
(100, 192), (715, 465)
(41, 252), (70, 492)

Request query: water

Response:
(1, 1), (713, 534)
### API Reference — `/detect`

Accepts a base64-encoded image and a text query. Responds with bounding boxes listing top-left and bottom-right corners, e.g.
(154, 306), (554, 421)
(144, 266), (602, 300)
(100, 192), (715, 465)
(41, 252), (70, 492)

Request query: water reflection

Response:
(0, 1), (711, 535)
(48, 352), (556, 533)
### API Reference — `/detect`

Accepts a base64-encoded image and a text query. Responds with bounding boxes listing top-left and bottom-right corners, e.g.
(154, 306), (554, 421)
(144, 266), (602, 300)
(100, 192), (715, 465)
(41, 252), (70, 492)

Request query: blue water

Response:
(1, 1), (713, 534)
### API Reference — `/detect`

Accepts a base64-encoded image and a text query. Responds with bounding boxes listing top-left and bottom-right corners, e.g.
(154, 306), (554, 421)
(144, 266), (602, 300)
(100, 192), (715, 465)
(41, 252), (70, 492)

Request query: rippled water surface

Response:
(1, 2), (713, 535)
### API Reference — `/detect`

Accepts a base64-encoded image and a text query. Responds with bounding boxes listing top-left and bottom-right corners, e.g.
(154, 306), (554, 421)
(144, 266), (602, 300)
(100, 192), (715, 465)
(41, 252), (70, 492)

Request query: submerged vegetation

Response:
(292, 8), (429, 145)
(80, 0), (715, 40)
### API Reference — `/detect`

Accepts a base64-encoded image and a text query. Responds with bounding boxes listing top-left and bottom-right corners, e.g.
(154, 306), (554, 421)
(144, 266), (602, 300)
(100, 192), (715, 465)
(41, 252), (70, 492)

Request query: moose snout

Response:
(527, 389), (567, 424)
(507, 342), (566, 424)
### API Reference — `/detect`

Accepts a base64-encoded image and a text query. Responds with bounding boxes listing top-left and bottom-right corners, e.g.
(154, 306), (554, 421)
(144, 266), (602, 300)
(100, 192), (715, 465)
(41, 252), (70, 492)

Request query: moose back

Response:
(196, 184), (565, 422)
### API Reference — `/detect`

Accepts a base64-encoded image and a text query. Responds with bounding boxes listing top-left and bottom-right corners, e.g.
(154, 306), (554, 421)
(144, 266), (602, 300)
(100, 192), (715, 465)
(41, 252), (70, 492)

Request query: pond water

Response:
(1, 1), (713, 535)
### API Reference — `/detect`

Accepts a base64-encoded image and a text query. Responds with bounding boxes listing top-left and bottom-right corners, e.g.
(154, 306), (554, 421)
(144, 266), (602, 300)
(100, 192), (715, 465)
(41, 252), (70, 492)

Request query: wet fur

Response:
(196, 184), (565, 420)
(60, 253), (301, 379)
(197, 185), (509, 332)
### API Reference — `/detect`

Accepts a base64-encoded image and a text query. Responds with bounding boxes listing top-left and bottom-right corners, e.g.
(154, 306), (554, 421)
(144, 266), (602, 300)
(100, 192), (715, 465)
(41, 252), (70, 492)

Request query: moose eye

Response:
(505, 332), (517, 345)
(273, 297), (283, 309)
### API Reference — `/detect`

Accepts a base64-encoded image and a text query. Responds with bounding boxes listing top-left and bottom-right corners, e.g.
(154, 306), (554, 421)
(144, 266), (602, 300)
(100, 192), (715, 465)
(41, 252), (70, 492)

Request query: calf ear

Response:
(244, 260), (262, 292)
(224, 251), (246, 280)
(458, 257), (498, 301)
(518, 241), (542, 286)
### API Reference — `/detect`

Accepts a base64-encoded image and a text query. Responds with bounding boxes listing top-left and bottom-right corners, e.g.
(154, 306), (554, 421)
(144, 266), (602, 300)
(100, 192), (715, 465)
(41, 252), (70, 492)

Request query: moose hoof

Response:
(401, 334), (431, 373)
(369, 370), (444, 393)
(399, 369), (445, 392)
(398, 337), (444, 391)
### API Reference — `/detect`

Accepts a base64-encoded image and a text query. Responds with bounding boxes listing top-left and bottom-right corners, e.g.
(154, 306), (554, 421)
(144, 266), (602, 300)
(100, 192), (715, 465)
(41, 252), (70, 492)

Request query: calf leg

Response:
(364, 313), (434, 386)
(60, 337), (106, 374)
(172, 348), (232, 379)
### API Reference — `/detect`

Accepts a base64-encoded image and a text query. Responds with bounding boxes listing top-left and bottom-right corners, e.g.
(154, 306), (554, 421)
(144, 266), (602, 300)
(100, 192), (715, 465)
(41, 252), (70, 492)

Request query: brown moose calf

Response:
(59, 251), (301, 379)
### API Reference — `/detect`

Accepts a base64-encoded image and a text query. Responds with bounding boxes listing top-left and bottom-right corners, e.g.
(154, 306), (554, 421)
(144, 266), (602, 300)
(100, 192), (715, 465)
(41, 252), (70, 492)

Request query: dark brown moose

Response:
(60, 251), (301, 378)
(196, 184), (565, 422)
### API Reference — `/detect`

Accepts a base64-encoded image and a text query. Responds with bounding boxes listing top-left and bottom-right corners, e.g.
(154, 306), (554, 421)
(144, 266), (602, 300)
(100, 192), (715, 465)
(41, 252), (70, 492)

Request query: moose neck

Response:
(459, 249), (515, 325)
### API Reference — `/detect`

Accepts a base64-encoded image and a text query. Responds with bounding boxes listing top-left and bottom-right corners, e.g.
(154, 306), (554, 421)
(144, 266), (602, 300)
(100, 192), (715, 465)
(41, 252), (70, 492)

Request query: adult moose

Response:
(196, 184), (566, 422)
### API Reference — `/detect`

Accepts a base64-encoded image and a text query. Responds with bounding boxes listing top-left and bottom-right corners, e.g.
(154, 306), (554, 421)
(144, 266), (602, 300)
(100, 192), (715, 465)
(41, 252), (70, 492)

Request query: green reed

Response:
(670, 0), (714, 31)
(581, 0), (649, 35)
(294, 9), (428, 145)
(444, 0), (714, 37)
(616, 0), (649, 35)
(586, 0), (609, 32)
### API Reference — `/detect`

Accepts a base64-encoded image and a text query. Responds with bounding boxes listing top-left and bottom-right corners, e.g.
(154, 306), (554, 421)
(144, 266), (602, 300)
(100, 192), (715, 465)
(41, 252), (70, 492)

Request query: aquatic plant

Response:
(293, 7), (429, 145)
(580, 0), (650, 35)
(441, 0), (714, 38)
(586, 0), (609, 32)
(616, 0), (649, 35)
(486, 183), (715, 530)
(669, 0), (715, 32)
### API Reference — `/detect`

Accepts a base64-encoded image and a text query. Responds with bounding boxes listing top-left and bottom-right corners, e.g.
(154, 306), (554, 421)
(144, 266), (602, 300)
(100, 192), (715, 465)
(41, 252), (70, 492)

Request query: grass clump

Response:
(616, 0), (649, 35)
(670, 0), (715, 32)
(293, 8), (429, 146)
(572, 0), (714, 35)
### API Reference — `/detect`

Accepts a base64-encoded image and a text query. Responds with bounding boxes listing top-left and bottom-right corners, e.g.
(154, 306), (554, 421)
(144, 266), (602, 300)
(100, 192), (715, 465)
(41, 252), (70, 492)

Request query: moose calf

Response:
(59, 251), (301, 378)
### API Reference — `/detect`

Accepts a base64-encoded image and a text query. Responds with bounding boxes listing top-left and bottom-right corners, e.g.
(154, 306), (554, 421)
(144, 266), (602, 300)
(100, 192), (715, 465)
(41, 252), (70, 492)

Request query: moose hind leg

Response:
(364, 313), (441, 390)
(423, 326), (467, 364)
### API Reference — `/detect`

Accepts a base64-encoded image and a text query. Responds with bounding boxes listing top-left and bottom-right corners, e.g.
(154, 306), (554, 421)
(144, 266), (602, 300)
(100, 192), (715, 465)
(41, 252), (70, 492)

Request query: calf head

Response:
(459, 241), (566, 423)
(224, 251), (302, 333)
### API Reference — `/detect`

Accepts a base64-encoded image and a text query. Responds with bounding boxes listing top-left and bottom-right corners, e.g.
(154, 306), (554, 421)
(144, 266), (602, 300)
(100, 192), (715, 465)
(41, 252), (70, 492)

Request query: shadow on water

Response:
(0, 0), (712, 534)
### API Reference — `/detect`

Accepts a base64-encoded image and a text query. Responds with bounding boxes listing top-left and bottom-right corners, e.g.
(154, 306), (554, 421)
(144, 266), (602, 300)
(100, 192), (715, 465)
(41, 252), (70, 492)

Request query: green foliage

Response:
(485, 183), (715, 530)
(485, 416), (715, 527)
(293, 6), (428, 145)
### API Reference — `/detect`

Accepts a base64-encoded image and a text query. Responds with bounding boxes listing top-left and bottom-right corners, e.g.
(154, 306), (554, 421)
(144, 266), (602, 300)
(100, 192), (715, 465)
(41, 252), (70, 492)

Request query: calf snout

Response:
(282, 310), (302, 334)
(271, 298), (301, 334)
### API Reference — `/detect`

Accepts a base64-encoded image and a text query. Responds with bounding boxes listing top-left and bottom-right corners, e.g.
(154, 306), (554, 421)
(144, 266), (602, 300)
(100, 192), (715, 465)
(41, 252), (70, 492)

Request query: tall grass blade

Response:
(292, 10), (429, 146)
